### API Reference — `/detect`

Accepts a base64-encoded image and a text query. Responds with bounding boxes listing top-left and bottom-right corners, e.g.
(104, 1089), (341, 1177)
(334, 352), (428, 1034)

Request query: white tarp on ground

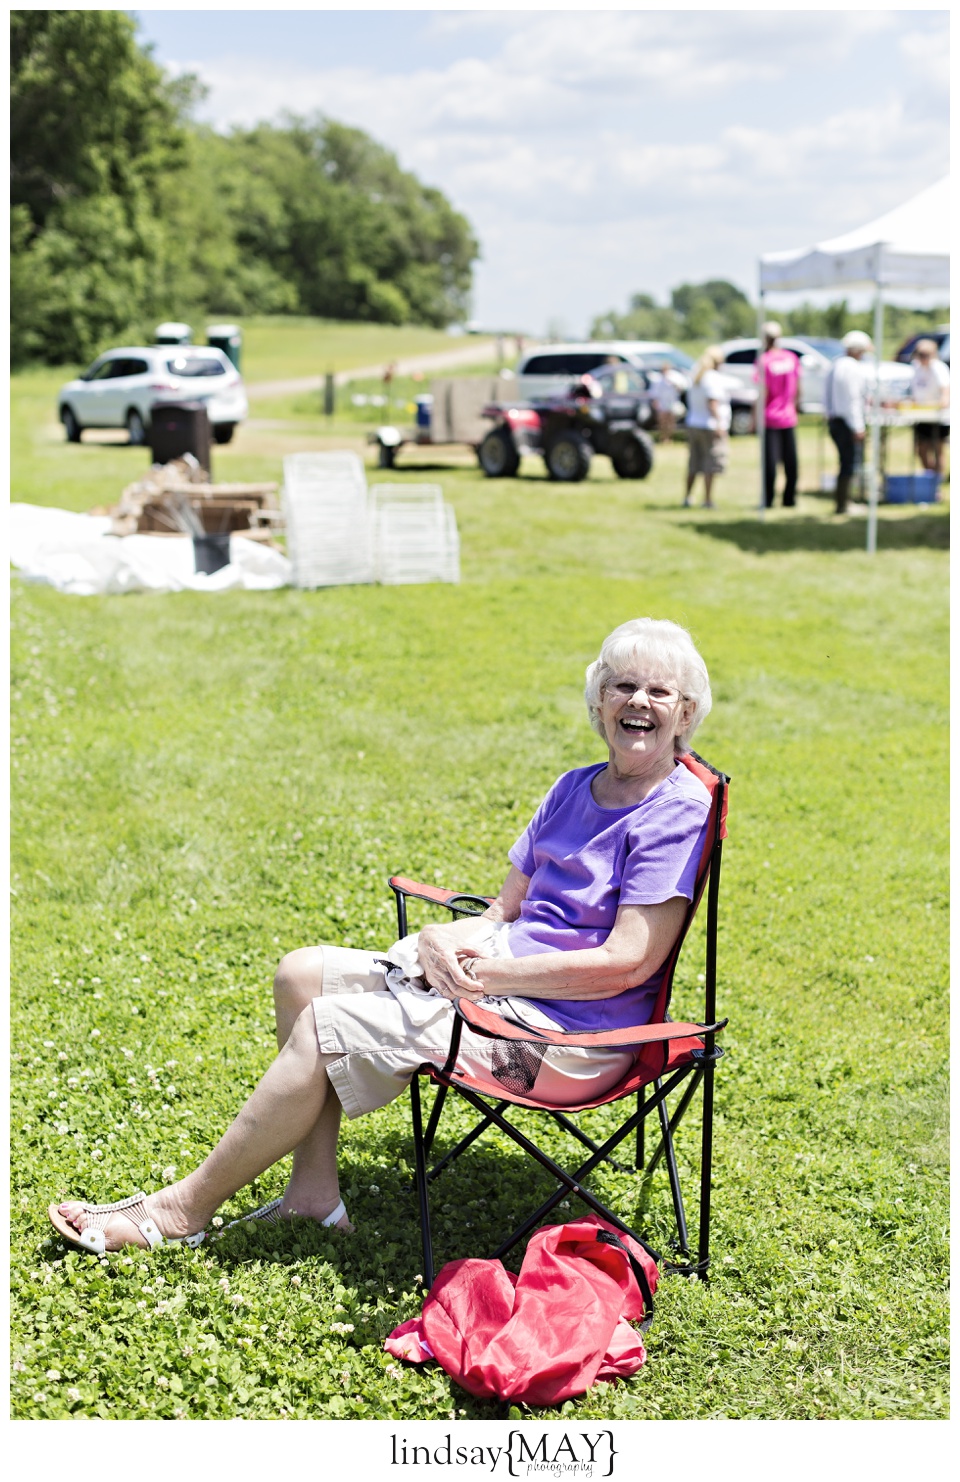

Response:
(759, 176), (950, 293)
(10, 503), (291, 595)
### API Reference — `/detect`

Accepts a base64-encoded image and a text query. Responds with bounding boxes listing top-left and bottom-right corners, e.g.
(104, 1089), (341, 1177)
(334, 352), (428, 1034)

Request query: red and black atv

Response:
(477, 366), (655, 482)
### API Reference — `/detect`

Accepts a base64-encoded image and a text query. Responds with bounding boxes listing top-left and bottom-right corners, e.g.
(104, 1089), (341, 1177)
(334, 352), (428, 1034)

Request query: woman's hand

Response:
(417, 925), (487, 1000)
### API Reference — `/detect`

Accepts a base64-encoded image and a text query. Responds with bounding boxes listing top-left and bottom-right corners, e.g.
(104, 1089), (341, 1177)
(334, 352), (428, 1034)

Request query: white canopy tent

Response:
(757, 176), (950, 551)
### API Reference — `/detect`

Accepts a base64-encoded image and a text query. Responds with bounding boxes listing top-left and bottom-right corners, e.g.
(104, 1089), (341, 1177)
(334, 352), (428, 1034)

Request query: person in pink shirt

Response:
(755, 322), (800, 507)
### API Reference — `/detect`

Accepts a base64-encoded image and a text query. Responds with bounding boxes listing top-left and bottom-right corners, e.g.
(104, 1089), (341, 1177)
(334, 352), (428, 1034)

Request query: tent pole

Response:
(867, 250), (884, 554)
(756, 279), (766, 516)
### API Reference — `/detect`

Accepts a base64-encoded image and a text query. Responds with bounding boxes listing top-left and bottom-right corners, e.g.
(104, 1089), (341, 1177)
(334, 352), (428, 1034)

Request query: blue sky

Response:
(135, 8), (950, 335)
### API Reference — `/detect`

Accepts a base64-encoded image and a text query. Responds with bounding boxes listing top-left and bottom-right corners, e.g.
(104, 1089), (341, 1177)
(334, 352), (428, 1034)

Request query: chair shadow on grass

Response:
(688, 505), (949, 554)
(213, 1108), (673, 1282)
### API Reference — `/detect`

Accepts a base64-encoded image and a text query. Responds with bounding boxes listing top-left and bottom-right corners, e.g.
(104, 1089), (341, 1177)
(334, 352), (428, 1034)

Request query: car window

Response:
(165, 354), (227, 378)
(521, 353), (624, 375)
(593, 366), (647, 394)
(123, 358), (149, 376)
(724, 348), (756, 365)
(86, 359), (122, 380)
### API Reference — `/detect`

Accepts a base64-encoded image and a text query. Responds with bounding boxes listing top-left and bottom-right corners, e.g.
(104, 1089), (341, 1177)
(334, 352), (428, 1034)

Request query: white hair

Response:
(584, 618), (712, 753)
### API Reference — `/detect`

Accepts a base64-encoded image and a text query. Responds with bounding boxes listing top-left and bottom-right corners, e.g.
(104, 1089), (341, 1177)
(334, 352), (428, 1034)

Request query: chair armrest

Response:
(455, 997), (727, 1050)
(389, 875), (494, 911)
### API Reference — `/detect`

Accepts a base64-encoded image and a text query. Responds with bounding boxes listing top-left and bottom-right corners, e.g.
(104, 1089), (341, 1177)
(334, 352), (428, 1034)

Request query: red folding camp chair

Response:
(389, 750), (729, 1288)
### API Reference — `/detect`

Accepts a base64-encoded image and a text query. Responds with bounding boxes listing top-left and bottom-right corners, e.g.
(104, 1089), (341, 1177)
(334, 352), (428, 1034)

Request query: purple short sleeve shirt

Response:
(505, 761), (711, 1032)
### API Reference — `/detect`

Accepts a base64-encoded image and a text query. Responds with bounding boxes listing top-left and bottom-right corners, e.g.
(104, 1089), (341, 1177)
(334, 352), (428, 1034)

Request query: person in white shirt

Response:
(651, 362), (686, 443)
(824, 329), (871, 514)
(908, 339), (950, 475)
(683, 347), (730, 508)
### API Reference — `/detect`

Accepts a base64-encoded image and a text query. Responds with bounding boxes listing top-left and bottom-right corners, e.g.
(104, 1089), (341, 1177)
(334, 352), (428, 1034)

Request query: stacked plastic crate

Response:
(281, 452), (374, 588)
(370, 484), (460, 585)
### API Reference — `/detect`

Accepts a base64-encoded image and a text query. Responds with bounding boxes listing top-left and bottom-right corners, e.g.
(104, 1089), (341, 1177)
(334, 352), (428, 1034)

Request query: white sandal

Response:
(48, 1192), (206, 1255)
(221, 1197), (348, 1233)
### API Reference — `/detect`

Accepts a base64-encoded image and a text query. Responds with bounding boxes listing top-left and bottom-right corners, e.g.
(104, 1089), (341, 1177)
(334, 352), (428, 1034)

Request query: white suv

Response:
(57, 346), (249, 445)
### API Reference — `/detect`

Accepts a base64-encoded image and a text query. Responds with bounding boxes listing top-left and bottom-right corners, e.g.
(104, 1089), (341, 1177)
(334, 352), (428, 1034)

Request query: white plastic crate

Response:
(374, 497), (460, 585)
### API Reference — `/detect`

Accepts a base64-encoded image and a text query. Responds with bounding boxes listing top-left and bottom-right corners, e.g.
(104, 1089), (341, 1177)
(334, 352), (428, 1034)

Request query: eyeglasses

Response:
(606, 679), (686, 705)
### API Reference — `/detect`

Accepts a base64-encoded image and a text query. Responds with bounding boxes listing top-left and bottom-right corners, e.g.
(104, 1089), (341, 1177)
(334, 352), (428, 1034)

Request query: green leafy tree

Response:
(11, 10), (198, 363)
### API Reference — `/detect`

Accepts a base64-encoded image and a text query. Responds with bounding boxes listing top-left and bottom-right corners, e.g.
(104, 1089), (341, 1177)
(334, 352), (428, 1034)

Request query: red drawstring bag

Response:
(385, 1215), (659, 1405)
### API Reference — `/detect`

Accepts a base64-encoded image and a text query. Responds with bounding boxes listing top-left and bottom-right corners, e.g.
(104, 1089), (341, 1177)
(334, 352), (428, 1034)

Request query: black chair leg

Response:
(636, 1090), (646, 1170)
(409, 1076), (435, 1289)
(656, 1080), (690, 1255)
(697, 1056), (716, 1279)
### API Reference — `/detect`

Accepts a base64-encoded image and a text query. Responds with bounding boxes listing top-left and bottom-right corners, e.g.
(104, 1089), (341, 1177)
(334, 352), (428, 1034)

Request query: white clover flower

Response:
(45, 1369), (61, 1381)
(330, 1322), (355, 1335)
(161, 1165), (177, 1182)
(229, 1294), (244, 1306)
(33, 1392), (47, 1403)
(67, 1078), (79, 1088)
(211, 1216), (223, 1228)
(368, 1184), (380, 1195)
(13, 1361), (25, 1373)
(165, 1060), (177, 1069)
(92, 978), (101, 984)
(218, 1277), (231, 1292)
(91, 1150), (103, 1161)
(289, 1274), (302, 1287)
(166, 1085), (176, 1097)
(90, 1029), (101, 1039)
(155, 1375), (169, 1388)
(121, 1049), (134, 1059)
(66, 1387), (81, 1402)
(58, 1052), (68, 1061)
(43, 1041), (55, 1049)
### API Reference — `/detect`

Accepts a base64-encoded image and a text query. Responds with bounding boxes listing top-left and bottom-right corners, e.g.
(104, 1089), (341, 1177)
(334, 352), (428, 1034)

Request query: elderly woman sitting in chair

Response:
(51, 617), (714, 1253)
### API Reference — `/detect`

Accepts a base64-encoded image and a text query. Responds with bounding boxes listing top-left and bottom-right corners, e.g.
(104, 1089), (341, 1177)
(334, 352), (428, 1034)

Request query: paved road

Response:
(246, 339), (506, 400)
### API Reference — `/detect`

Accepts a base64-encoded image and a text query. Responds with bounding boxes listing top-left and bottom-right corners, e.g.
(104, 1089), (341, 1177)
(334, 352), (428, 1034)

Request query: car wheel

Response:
(478, 427), (520, 478)
(126, 409), (148, 446)
(730, 405), (755, 437)
(377, 440), (397, 469)
(212, 423), (236, 445)
(546, 431), (591, 482)
(61, 407), (82, 443)
(610, 429), (655, 479)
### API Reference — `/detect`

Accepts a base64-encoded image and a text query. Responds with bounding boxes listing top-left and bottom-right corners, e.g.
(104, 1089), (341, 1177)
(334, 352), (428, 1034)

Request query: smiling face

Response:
(598, 671), (696, 778)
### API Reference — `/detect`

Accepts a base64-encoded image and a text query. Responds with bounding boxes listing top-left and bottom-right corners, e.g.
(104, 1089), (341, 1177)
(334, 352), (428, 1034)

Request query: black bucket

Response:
(193, 533), (232, 575)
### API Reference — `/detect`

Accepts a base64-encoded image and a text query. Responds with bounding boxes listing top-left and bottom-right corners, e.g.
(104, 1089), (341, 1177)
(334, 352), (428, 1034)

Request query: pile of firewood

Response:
(91, 455), (283, 543)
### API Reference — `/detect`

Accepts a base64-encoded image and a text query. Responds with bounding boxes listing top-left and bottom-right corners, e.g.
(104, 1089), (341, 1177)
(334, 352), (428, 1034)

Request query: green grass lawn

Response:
(10, 347), (949, 1420)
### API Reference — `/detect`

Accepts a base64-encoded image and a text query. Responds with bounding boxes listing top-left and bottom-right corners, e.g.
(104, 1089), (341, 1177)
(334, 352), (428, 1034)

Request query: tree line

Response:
(11, 11), (480, 367)
(591, 279), (947, 350)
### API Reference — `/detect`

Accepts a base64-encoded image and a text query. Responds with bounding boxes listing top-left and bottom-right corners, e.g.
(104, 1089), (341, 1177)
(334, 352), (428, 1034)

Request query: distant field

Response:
(238, 317), (491, 384)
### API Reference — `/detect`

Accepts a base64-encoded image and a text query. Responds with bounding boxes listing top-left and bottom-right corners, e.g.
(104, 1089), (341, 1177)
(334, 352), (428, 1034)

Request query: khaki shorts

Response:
(314, 924), (634, 1120)
(687, 426), (728, 476)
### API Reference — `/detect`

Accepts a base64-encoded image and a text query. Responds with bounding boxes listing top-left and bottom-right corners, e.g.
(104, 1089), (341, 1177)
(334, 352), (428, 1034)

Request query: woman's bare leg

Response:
(271, 947), (351, 1220)
(58, 1006), (348, 1250)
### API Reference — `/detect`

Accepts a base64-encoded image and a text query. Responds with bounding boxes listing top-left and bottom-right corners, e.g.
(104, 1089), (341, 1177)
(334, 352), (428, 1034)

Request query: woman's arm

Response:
(453, 896), (688, 1002)
(414, 867), (530, 996)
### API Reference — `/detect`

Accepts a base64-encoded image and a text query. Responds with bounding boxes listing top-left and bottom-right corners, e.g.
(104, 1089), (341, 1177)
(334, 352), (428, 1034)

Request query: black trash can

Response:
(193, 533), (232, 575)
(206, 323), (242, 371)
(149, 400), (212, 474)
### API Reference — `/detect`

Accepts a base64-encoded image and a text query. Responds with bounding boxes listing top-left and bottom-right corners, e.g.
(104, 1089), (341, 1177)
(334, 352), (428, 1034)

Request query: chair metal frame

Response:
(390, 751), (729, 1289)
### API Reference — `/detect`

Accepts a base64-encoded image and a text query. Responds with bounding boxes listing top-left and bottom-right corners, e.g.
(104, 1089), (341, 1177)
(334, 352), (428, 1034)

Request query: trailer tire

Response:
(378, 440), (397, 469)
